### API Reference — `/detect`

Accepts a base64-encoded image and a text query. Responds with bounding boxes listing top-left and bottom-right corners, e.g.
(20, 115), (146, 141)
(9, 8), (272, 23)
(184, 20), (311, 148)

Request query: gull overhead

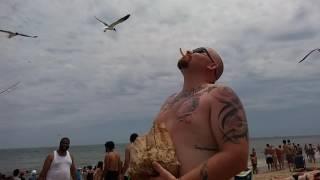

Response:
(0, 81), (20, 95)
(95, 14), (130, 32)
(298, 48), (320, 63)
(0, 29), (38, 38)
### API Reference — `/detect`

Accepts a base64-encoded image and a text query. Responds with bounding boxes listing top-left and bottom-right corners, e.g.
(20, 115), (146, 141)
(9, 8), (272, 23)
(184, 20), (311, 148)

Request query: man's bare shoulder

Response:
(159, 93), (178, 111)
(166, 93), (178, 102)
(199, 84), (231, 98)
(205, 84), (234, 95)
(205, 84), (241, 104)
(206, 84), (248, 144)
(107, 151), (120, 158)
(46, 153), (54, 161)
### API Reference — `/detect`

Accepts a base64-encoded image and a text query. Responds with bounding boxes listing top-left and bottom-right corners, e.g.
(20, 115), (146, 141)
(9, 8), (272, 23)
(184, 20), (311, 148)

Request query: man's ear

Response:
(207, 62), (217, 70)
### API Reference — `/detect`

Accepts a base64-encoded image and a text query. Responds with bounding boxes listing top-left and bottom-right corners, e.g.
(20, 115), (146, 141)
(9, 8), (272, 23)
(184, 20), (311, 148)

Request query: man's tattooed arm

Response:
(199, 161), (209, 180)
(215, 86), (248, 144)
(177, 161), (209, 180)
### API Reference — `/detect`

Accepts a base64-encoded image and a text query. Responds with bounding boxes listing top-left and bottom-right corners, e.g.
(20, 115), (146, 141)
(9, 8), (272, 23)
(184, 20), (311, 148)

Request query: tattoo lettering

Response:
(200, 162), (209, 180)
(216, 87), (248, 144)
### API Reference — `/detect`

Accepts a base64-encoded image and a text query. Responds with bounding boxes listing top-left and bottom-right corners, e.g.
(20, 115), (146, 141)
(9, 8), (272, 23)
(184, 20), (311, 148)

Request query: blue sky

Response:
(1, 0), (320, 148)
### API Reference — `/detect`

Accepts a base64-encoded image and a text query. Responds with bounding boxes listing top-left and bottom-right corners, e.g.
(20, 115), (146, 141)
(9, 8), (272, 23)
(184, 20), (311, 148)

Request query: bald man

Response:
(150, 47), (249, 180)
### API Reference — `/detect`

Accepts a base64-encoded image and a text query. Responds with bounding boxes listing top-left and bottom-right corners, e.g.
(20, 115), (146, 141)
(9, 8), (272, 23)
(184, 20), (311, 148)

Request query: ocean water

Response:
(1, 135), (320, 176)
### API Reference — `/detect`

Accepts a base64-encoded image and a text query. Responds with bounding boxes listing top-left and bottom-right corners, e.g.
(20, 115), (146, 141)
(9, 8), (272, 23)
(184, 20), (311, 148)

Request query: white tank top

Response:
(46, 150), (72, 180)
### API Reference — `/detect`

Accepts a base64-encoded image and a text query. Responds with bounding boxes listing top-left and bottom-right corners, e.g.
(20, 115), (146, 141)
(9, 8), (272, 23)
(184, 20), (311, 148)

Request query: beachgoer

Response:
(76, 168), (82, 180)
(94, 161), (103, 180)
(29, 170), (37, 180)
(308, 144), (316, 163)
(13, 169), (21, 180)
(287, 141), (295, 172)
(296, 144), (303, 155)
(103, 141), (122, 180)
(87, 166), (94, 180)
(39, 137), (76, 180)
(304, 144), (309, 159)
(264, 144), (274, 171)
(283, 140), (292, 171)
(19, 170), (26, 180)
(147, 47), (249, 180)
(122, 133), (138, 180)
(82, 166), (88, 180)
(276, 145), (284, 169)
(271, 146), (278, 170)
(252, 148), (257, 157)
(250, 153), (258, 174)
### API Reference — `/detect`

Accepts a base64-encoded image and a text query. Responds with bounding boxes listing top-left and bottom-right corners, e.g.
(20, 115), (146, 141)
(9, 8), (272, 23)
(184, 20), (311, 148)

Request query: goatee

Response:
(177, 60), (189, 69)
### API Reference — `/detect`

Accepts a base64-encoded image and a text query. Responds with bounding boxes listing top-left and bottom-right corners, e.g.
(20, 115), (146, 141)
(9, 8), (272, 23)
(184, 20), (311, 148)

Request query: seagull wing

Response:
(109, 14), (130, 28)
(0, 81), (20, 95)
(17, 33), (37, 38)
(95, 16), (109, 26)
(0, 29), (13, 34)
(298, 48), (320, 63)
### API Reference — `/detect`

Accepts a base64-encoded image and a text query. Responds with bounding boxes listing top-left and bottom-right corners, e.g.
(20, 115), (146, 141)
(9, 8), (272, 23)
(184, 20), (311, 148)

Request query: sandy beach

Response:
(253, 162), (320, 180)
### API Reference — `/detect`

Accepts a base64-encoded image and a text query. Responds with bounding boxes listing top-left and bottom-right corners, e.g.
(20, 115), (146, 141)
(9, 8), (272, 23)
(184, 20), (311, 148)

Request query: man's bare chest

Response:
(158, 94), (210, 127)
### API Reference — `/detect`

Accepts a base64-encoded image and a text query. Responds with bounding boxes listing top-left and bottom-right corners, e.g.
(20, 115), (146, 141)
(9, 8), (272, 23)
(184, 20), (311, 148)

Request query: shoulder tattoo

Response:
(215, 87), (248, 144)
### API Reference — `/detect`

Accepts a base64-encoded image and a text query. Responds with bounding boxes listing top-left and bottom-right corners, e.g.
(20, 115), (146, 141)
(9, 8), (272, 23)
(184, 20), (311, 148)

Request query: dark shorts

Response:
(104, 171), (119, 180)
(266, 157), (273, 164)
(286, 154), (294, 163)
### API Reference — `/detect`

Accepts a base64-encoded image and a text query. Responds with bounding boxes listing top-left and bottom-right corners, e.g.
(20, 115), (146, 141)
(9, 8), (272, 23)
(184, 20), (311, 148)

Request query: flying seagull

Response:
(0, 81), (20, 95)
(95, 14), (130, 32)
(0, 29), (38, 38)
(298, 48), (320, 63)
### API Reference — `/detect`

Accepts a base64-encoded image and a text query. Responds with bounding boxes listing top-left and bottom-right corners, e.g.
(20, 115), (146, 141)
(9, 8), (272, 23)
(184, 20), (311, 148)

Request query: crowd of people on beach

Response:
(0, 169), (37, 180)
(250, 139), (320, 175)
(0, 133), (138, 180)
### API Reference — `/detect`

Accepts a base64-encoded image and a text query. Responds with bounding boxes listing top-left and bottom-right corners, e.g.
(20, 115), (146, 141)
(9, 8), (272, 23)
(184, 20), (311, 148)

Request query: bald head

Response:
(178, 47), (224, 82)
(207, 48), (224, 81)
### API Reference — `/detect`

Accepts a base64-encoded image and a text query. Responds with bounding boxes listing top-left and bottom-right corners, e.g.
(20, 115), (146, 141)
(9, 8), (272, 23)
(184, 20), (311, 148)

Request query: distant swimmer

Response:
(0, 29), (38, 38)
(95, 14), (130, 32)
(298, 48), (320, 63)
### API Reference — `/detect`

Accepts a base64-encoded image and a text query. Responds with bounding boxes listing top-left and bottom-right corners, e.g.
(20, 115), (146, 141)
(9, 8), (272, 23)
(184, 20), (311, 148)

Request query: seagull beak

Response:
(179, 48), (185, 57)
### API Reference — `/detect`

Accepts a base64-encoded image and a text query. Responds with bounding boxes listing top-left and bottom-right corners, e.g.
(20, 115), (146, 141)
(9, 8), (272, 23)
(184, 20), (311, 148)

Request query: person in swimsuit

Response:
(122, 133), (138, 180)
(103, 141), (122, 180)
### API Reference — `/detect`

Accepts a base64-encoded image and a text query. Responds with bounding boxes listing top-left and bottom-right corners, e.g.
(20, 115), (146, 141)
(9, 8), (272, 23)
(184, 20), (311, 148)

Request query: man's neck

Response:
(182, 78), (209, 91)
(57, 149), (67, 156)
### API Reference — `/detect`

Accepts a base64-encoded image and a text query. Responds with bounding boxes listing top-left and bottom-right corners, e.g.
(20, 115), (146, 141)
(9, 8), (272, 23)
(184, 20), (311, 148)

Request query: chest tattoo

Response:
(160, 85), (217, 124)
(176, 95), (200, 123)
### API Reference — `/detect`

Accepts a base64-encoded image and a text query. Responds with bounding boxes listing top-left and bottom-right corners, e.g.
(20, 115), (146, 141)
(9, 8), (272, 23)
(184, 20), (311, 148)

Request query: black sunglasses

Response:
(192, 47), (215, 63)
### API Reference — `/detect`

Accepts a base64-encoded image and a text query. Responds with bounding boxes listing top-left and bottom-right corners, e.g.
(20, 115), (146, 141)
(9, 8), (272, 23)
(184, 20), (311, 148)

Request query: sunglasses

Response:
(192, 47), (215, 64)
